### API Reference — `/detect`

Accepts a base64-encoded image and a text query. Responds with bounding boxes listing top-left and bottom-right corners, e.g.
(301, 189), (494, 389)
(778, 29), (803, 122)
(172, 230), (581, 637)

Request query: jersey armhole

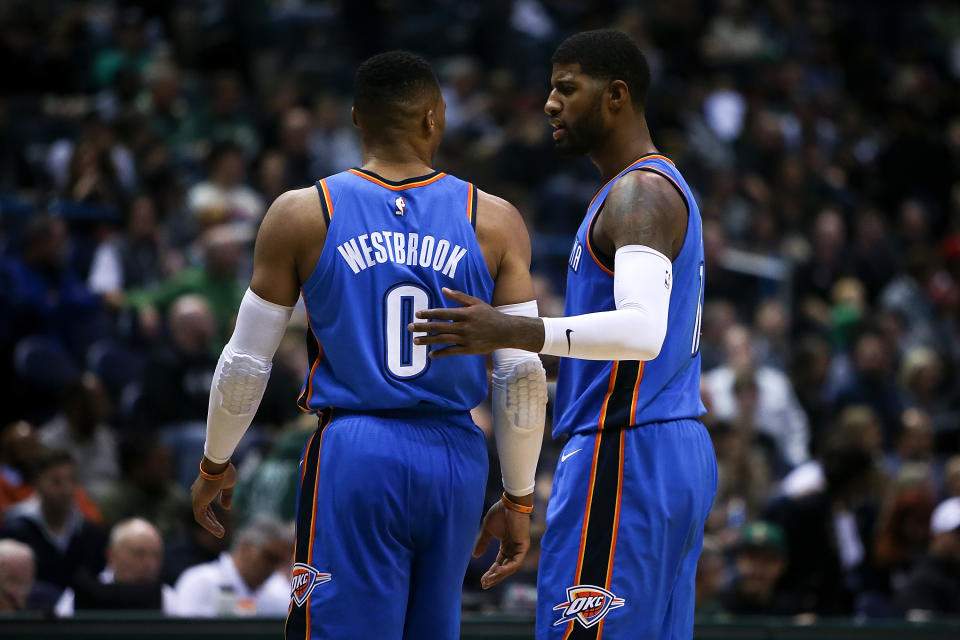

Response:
(315, 179), (333, 227)
(467, 183), (478, 231)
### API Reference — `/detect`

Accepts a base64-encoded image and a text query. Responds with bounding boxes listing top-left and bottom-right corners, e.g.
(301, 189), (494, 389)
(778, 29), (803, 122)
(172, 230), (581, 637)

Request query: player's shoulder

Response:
(258, 186), (326, 245)
(475, 189), (526, 238)
(606, 168), (686, 214)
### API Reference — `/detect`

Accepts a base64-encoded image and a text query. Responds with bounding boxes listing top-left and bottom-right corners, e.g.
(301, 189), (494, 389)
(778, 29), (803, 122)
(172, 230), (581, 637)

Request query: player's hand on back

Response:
(410, 288), (544, 356)
(471, 498), (531, 590)
(190, 458), (238, 538)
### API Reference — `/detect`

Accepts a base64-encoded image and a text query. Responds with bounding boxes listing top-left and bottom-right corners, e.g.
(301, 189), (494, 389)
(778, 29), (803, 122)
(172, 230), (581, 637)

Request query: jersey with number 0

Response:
(296, 168), (494, 414)
(553, 154), (706, 438)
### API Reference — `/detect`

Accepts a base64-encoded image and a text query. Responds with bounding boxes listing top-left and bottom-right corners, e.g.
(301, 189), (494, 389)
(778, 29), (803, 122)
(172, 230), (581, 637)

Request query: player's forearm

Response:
(501, 314), (548, 353)
(204, 289), (293, 463)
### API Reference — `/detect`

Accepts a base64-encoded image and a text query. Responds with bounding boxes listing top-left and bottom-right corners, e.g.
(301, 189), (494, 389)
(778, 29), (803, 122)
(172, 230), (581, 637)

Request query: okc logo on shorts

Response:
(552, 584), (625, 628)
(290, 563), (331, 607)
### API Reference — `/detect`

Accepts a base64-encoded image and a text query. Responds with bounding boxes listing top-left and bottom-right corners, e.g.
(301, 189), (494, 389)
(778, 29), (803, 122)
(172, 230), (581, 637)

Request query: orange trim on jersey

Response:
(597, 361), (619, 430)
(466, 183), (474, 223)
(597, 429), (627, 639)
(628, 362), (645, 423)
(586, 154), (675, 211)
(347, 169), (447, 191)
(318, 179), (334, 217)
(564, 429), (605, 640)
(585, 206), (615, 277)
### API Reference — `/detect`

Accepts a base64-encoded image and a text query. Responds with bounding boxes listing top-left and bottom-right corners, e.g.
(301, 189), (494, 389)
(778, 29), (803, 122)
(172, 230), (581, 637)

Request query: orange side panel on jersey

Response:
(597, 361), (619, 430)
(466, 183), (474, 222)
(347, 169), (446, 191)
(297, 289), (324, 415)
(318, 179), (334, 217)
(628, 362), (645, 423)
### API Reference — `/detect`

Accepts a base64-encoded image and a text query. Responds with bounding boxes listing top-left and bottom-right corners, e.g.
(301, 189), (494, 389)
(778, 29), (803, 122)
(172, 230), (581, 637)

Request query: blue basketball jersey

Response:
(553, 154), (707, 438)
(296, 168), (494, 414)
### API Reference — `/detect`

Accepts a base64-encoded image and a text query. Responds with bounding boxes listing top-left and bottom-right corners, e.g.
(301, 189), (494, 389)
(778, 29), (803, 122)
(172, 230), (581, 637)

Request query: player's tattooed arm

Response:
(592, 169), (687, 261)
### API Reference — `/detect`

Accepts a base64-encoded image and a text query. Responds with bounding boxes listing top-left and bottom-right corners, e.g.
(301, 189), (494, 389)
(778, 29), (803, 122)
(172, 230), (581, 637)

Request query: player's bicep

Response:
(595, 170), (686, 260)
(249, 190), (310, 307)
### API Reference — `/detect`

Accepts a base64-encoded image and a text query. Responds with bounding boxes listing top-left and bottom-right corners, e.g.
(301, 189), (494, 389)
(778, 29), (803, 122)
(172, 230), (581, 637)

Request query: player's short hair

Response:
(551, 29), (651, 108)
(353, 50), (440, 132)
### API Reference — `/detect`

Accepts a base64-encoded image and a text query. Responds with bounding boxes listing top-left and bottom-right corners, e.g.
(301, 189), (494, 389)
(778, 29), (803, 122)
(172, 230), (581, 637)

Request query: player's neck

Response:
(360, 145), (435, 182)
(589, 119), (657, 183)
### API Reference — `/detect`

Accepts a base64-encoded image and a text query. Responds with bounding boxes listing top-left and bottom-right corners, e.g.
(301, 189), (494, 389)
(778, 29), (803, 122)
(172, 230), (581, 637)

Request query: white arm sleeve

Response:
(492, 300), (548, 496)
(203, 289), (294, 463)
(540, 245), (672, 361)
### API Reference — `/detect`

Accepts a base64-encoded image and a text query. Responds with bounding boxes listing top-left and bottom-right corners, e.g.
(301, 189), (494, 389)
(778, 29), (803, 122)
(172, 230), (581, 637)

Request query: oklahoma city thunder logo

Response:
(552, 584), (625, 628)
(290, 563), (331, 607)
(394, 196), (406, 216)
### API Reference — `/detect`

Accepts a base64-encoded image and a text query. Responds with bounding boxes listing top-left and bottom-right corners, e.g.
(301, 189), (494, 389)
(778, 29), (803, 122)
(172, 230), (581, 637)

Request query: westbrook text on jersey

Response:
(336, 231), (468, 278)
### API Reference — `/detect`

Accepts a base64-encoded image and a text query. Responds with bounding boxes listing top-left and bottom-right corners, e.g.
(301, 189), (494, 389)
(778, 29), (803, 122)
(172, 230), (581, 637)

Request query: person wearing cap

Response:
(896, 497), (960, 617)
(719, 521), (796, 615)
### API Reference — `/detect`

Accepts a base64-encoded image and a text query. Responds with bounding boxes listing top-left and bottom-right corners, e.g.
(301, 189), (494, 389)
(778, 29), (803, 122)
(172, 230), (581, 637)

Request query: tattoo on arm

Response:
(595, 170), (687, 260)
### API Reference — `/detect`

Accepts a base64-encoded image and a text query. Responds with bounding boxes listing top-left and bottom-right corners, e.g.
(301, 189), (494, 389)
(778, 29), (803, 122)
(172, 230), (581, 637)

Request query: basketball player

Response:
(411, 31), (717, 639)
(188, 51), (548, 640)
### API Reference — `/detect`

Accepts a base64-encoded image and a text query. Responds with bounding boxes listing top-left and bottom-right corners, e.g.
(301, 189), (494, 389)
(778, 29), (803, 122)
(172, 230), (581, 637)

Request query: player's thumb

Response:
(472, 530), (492, 557)
(220, 486), (234, 509)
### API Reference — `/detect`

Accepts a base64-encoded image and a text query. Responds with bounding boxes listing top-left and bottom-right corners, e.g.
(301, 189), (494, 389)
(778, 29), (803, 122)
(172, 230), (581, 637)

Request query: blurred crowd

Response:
(1, 0), (960, 621)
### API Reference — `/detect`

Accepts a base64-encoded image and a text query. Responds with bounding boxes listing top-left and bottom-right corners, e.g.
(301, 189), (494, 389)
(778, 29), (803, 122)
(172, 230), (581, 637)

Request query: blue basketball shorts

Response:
(537, 419), (717, 639)
(284, 409), (488, 640)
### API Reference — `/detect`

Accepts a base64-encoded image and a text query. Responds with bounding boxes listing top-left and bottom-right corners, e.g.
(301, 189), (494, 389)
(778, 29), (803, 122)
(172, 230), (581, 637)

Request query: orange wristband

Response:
(199, 459), (229, 481)
(501, 492), (534, 515)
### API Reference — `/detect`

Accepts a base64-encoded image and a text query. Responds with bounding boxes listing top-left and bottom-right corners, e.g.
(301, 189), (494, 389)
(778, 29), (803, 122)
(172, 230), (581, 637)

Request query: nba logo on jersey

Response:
(290, 563), (331, 607)
(552, 584), (626, 628)
(568, 239), (583, 273)
(395, 196), (407, 216)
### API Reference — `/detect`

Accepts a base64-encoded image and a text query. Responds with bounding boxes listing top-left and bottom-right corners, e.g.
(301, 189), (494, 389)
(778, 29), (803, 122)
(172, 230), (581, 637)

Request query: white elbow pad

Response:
(540, 245), (671, 361)
(492, 300), (548, 496)
(204, 289), (294, 463)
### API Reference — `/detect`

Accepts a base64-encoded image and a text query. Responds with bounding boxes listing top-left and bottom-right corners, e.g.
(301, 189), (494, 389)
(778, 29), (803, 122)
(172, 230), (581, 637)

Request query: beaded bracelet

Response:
(501, 492), (534, 515)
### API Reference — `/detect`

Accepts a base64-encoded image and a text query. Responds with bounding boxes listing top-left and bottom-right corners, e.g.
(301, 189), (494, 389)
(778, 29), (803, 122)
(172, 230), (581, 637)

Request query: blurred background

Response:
(1, 0), (960, 629)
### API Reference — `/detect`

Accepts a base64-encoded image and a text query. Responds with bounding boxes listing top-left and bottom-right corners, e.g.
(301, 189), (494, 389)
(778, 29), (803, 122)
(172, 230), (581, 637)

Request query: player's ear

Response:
(424, 108), (436, 135)
(351, 107), (359, 129)
(607, 80), (630, 114)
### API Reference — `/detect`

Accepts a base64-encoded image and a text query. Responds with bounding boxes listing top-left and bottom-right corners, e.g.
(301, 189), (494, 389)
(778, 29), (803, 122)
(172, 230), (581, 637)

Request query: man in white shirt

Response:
(55, 518), (175, 616)
(173, 515), (292, 617)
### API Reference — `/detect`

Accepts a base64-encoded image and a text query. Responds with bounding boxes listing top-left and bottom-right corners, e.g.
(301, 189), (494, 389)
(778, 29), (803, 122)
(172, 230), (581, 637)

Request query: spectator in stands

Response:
(705, 324), (810, 468)
(767, 440), (880, 615)
(899, 348), (959, 434)
(98, 434), (190, 539)
(39, 373), (119, 501)
(829, 327), (906, 444)
(186, 141), (263, 234)
(0, 422), (103, 527)
(694, 536), (725, 616)
(1, 215), (102, 352)
(885, 409), (937, 481)
(946, 456), (960, 499)
(0, 538), (34, 612)
(127, 224), (246, 344)
(87, 194), (168, 305)
(172, 515), (292, 617)
(708, 419), (774, 545)
(896, 497), (960, 617)
(55, 518), (175, 616)
(719, 522), (796, 616)
(161, 504), (233, 587)
(141, 295), (218, 425)
(788, 334), (833, 447)
(0, 449), (105, 605)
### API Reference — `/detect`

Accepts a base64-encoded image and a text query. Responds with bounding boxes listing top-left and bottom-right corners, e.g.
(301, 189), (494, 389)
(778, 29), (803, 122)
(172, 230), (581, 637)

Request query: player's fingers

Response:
(428, 346), (470, 358)
(415, 307), (466, 321)
(220, 486), (234, 509)
(481, 555), (522, 589)
(413, 334), (460, 346)
(197, 504), (225, 538)
(472, 530), (493, 557)
(441, 287), (480, 306)
(408, 321), (460, 334)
